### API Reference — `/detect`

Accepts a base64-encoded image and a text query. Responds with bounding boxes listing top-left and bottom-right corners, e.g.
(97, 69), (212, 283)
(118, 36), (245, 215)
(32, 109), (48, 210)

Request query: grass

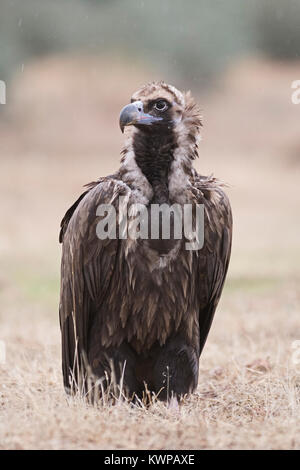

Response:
(1, 272), (299, 449)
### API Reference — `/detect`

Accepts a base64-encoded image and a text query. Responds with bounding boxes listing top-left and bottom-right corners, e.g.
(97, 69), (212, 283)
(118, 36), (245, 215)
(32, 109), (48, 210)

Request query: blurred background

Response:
(0, 0), (299, 345)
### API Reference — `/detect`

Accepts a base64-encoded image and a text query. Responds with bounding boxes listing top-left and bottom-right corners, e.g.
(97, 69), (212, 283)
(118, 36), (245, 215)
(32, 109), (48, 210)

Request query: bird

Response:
(59, 81), (232, 402)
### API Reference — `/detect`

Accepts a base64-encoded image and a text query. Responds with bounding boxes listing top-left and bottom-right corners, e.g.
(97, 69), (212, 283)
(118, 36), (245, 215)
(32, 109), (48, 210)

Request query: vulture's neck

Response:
(132, 129), (177, 204)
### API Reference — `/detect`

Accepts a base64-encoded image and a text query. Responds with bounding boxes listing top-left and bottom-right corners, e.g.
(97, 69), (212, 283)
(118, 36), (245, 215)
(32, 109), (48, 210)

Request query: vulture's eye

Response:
(154, 100), (168, 112)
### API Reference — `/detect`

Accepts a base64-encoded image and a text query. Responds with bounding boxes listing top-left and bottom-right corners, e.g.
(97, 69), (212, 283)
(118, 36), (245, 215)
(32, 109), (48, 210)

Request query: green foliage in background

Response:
(0, 0), (299, 86)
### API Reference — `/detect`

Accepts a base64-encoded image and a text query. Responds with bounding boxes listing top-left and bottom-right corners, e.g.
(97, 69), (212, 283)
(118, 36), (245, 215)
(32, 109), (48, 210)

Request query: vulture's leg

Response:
(88, 342), (141, 399)
(153, 336), (199, 401)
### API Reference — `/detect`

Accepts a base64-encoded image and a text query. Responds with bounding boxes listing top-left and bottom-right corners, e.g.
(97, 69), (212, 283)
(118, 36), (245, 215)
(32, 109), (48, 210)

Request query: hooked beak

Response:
(119, 100), (163, 133)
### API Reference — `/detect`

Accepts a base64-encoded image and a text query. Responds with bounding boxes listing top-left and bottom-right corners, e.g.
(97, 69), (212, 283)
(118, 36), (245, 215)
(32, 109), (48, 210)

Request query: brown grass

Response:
(0, 56), (300, 449)
(1, 281), (300, 450)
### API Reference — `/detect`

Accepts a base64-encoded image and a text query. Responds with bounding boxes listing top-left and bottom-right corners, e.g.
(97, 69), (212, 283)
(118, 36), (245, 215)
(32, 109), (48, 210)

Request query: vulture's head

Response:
(119, 81), (202, 160)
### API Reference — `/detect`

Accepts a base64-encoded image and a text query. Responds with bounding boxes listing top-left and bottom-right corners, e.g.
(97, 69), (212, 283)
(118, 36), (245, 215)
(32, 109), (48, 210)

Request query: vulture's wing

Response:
(59, 176), (123, 391)
(59, 190), (90, 243)
(194, 178), (232, 355)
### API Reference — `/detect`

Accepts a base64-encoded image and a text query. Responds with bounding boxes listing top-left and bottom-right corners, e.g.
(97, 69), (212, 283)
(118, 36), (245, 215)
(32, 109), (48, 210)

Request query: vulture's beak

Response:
(119, 100), (163, 133)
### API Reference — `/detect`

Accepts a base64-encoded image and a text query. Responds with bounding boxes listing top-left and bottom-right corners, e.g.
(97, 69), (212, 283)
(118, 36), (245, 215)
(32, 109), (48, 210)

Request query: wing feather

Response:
(193, 177), (232, 355)
(59, 178), (122, 392)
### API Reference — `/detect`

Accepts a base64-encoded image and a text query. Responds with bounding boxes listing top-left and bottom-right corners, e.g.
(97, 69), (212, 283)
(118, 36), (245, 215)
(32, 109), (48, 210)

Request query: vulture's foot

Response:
(153, 336), (199, 401)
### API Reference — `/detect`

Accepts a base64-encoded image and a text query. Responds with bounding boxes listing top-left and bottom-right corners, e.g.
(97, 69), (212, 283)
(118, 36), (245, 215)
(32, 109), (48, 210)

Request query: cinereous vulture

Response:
(59, 81), (232, 401)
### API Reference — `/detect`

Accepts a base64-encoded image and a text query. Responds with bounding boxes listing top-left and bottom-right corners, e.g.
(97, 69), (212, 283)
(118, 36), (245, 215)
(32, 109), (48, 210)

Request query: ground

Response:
(0, 57), (299, 449)
(1, 279), (300, 449)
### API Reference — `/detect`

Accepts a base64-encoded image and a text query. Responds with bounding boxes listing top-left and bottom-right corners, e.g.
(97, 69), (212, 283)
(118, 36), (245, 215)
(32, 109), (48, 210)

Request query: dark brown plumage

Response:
(59, 81), (232, 401)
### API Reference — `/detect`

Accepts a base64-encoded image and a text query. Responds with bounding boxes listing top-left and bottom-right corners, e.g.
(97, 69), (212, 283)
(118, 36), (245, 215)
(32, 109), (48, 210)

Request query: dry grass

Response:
(0, 56), (300, 449)
(1, 281), (299, 450)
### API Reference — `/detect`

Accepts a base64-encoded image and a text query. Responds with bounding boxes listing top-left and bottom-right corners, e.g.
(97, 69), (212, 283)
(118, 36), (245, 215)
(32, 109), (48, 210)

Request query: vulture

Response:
(59, 81), (232, 401)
